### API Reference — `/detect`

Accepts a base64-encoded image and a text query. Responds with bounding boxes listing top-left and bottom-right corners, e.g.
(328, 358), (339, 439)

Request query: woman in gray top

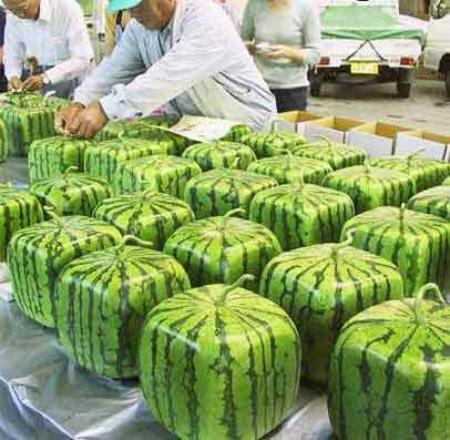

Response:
(242, 0), (321, 112)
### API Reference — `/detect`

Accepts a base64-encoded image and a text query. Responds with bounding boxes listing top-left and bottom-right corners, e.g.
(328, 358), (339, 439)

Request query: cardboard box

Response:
(274, 111), (324, 135)
(305, 117), (366, 143)
(395, 130), (450, 161)
(347, 122), (411, 158)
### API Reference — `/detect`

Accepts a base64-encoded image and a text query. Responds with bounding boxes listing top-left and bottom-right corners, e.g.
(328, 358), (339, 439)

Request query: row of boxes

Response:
(274, 111), (450, 162)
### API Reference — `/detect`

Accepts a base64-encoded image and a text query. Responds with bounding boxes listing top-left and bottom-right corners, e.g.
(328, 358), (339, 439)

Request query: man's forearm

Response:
(45, 57), (92, 86)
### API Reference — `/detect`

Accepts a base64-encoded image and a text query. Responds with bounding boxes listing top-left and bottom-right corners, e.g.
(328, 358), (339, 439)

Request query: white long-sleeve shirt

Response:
(74, 0), (276, 131)
(4, 0), (94, 85)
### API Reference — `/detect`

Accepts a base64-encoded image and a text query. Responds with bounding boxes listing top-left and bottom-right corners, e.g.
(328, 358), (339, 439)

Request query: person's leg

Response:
(271, 87), (308, 113)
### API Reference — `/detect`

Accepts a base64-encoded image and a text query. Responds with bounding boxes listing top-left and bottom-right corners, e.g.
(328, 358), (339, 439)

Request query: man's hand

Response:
(67, 101), (109, 139)
(266, 45), (305, 64)
(56, 102), (85, 134)
(8, 76), (23, 91)
(22, 74), (45, 92)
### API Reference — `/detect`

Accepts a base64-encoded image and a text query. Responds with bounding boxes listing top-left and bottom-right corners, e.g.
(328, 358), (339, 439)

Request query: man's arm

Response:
(44, 2), (94, 85)
(4, 14), (25, 80)
(99, 6), (235, 121)
(73, 21), (145, 107)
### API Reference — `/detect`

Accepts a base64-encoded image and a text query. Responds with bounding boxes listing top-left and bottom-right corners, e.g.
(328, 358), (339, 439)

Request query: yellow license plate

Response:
(350, 62), (379, 75)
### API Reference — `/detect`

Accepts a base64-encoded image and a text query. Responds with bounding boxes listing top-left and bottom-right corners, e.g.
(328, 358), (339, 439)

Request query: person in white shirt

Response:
(4, 0), (94, 98)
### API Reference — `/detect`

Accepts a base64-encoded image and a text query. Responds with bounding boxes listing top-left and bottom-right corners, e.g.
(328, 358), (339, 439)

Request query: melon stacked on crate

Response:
(4, 117), (450, 440)
(0, 92), (67, 156)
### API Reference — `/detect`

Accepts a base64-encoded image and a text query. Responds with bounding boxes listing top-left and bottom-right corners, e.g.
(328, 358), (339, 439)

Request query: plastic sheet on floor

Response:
(0, 283), (332, 440)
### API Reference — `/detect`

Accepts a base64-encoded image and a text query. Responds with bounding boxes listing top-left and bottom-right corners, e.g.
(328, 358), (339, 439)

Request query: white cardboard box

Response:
(274, 111), (324, 135)
(395, 130), (450, 161)
(347, 122), (411, 158)
(305, 117), (366, 143)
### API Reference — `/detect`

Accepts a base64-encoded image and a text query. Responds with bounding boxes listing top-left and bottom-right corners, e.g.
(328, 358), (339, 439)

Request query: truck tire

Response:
(445, 71), (450, 100)
(397, 82), (412, 99)
(397, 69), (413, 99)
(310, 71), (323, 97)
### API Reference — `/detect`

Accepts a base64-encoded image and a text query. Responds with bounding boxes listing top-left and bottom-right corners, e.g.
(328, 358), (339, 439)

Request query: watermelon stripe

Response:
(343, 206), (450, 293)
(139, 280), (301, 439)
(260, 242), (404, 386)
(250, 184), (355, 250)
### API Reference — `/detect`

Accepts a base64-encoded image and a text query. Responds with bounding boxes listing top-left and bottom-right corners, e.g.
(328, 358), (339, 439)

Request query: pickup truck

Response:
(424, 0), (450, 99)
(310, 0), (426, 98)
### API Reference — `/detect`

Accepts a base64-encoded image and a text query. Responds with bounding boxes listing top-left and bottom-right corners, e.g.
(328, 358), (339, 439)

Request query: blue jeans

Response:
(271, 87), (308, 113)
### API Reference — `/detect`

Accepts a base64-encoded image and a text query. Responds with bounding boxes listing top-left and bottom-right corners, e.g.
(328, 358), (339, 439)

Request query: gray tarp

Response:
(0, 284), (331, 439)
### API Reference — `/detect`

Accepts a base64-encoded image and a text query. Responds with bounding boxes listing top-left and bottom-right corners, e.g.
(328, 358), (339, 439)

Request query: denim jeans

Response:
(270, 87), (308, 113)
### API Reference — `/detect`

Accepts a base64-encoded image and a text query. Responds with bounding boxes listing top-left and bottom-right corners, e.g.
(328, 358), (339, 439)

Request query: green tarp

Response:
(321, 6), (425, 43)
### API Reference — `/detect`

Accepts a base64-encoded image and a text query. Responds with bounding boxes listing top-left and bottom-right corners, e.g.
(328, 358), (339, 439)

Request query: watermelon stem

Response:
(414, 283), (446, 324)
(364, 162), (371, 174)
(141, 189), (158, 201)
(316, 135), (332, 147)
(332, 231), (354, 258)
(44, 206), (64, 226)
(63, 166), (79, 177)
(221, 208), (246, 229)
(405, 147), (426, 162)
(216, 274), (255, 304)
(231, 157), (240, 169)
(115, 235), (154, 252)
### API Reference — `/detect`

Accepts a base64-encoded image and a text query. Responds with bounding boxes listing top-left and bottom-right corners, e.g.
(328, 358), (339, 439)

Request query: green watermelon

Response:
(30, 169), (112, 216)
(247, 153), (332, 185)
(341, 204), (450, 293)
(139, 275), (301, 440)
(329, 283), (450, 440)
(0, 183), (44, 262)
(84, 137), (174, 184)
(95, 117), (189, 154)
(221, 124), (253, 142)
(95, 116), (173, 140)
(28, 136), (93, 182)
(249, 183), (355, 250)
(163, 209), (282, 290)
(260, 236), (404, 386)
(370, 149), (450, 192)
(93, 191), (195, 250)
(0, 95), (67, 156)
(240, 130), (307, 158)
(292, 137), (367, 170)
(55, 235), (191, 379)
(0, 91), (44, 107)
(408, 185), (450, 221)
(113, 155), (201, 198)
(184, 169), (278, 219)
(0, 119), (7, 162)
(324, 164), (416, 213)
(182, 141), (256, 171)
(8, 211), (121, 327)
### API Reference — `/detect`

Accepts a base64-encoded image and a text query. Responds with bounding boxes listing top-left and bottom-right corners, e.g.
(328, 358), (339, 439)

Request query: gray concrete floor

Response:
(0, 78), (449, 186)
(309, 78), (450, 134)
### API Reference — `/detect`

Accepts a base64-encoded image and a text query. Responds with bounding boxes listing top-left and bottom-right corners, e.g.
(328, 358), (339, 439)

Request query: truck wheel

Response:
(445, 71), (450, 100)
(310, 71), (323, 97)
(397, 69), (413, 99)
(397, 82), (411, 98)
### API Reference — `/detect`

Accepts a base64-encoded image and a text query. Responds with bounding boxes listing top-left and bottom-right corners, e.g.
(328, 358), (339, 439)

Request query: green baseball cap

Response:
(108, 0), (142, 12)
